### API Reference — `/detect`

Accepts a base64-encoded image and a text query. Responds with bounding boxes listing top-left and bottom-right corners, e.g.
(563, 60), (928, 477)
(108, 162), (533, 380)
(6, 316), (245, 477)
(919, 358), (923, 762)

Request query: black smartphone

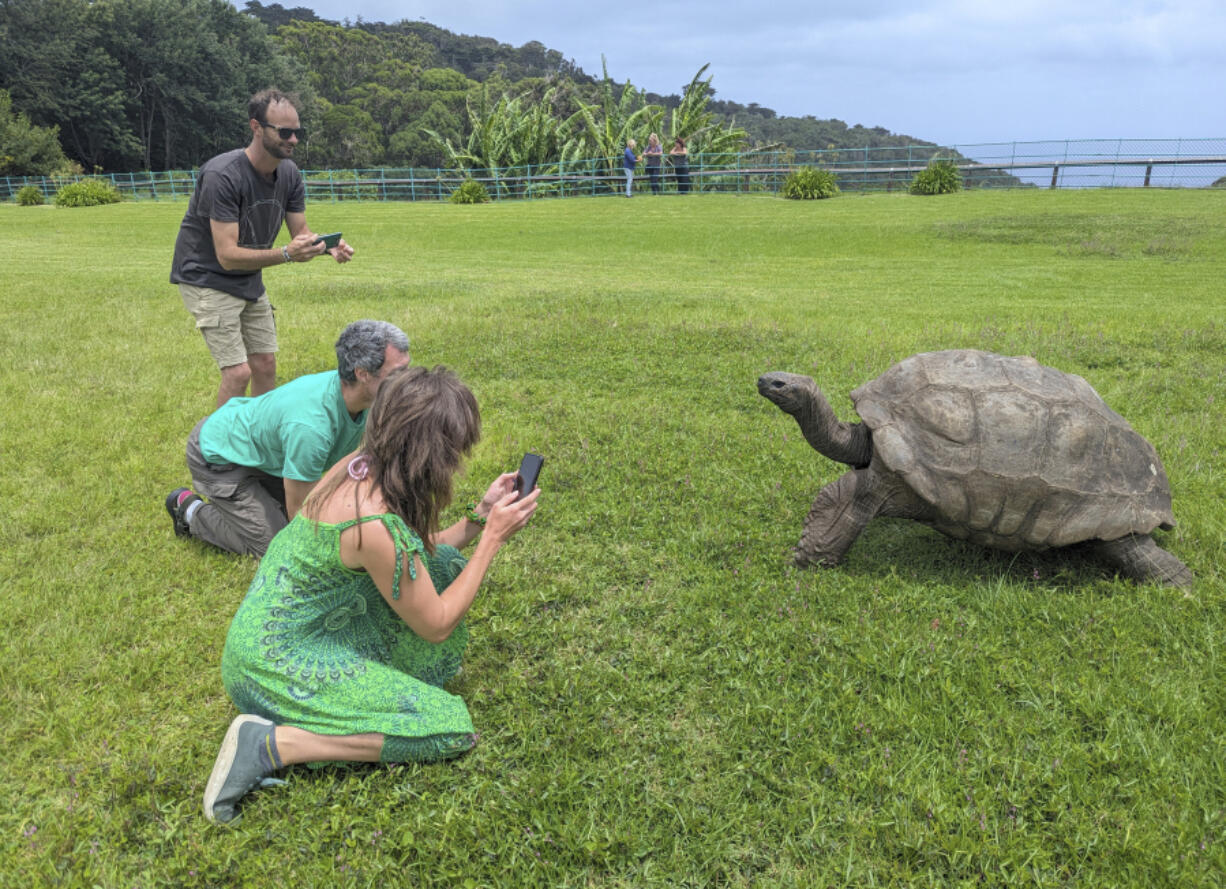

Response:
(313, 231), (342, 250)
(513, 453), (544, 502)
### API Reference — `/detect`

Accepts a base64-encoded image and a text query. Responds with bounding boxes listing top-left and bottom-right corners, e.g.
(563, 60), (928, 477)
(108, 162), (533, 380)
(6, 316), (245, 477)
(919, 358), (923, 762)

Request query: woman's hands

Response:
(435, 470), (539, 551)
(475, 471), (540, 544)
(475, 472), (517, 518)
(483, 484), (539, 546)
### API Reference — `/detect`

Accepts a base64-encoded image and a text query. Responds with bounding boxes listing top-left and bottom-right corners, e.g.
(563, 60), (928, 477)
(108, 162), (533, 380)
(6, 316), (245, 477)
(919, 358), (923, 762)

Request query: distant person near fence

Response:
(645, 133), (663, 195)
(170, 88), (356, 407)
(670, 138), (691, 194)
(623, 139), (639, 197)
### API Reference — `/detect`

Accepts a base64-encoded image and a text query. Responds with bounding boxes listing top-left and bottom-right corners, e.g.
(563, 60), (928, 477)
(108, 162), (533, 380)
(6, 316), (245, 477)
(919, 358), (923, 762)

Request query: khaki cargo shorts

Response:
(179, 284), (278, 369)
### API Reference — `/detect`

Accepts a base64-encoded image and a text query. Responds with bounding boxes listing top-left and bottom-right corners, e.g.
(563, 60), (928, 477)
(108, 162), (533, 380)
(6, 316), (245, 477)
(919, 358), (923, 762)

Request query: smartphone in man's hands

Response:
(313, 231), (342, 250)
(513, 453), (544, 502)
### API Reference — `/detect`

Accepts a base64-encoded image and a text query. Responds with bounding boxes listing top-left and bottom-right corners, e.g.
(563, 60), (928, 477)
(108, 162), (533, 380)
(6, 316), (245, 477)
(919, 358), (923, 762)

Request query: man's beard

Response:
(263, 133), (294, 160)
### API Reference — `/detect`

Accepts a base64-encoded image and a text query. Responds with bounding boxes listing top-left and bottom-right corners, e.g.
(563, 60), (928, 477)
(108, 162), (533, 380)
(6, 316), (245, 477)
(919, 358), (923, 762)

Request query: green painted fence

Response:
(6, 139), (1224, 202)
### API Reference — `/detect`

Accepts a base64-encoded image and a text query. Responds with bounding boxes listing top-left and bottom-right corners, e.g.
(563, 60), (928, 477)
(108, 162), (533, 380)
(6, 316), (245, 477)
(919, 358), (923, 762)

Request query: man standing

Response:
(165, 321), (409, 558)
(171, 88), (355, 406)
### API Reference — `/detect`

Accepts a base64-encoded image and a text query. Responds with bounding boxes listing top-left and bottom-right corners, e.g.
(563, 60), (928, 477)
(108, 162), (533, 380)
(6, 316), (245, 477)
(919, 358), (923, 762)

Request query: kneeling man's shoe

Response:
(165, 487), (201, 537)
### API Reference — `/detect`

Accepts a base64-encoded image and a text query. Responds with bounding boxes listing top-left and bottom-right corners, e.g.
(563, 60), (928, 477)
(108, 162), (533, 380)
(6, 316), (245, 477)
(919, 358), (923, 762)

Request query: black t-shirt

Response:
(170, 149), (306, 302)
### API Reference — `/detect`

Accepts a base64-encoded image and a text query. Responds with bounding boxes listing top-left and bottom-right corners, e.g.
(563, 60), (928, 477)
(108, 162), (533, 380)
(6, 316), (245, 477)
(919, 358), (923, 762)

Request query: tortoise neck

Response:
(796, 391), (872, 468)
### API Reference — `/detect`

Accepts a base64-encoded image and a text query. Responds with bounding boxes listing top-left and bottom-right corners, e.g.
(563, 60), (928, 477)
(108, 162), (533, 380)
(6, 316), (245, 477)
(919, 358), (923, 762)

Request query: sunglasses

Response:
(258, 121), (306, 141)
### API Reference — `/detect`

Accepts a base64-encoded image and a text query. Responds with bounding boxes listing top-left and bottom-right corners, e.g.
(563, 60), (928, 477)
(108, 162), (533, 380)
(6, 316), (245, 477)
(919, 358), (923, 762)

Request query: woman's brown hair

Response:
(306, 365), (481, 553)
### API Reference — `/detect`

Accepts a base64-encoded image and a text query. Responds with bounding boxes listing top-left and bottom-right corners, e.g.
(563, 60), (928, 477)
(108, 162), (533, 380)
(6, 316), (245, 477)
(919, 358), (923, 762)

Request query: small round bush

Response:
(54, 179), (122, 207)
(449, 178), (490, 204)
(16, 185), (44, 206)
(782, 166), (839, 200)
(910, 159), (963, 195)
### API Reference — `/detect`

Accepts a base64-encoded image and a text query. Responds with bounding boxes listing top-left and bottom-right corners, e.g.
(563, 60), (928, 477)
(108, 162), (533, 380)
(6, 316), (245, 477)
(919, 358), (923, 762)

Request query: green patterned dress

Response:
(221, 513), (477, 763)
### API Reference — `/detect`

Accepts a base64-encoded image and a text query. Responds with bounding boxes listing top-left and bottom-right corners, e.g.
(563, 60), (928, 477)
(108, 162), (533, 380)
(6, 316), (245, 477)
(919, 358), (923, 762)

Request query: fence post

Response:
(1144, 162), (1153, 187)
(1050, 165), (1059, 189)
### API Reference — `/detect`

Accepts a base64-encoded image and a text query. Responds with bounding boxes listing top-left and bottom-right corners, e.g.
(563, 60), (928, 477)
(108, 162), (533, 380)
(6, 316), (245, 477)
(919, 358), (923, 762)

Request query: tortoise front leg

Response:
(794, 464), (931, 568)
(1091, 534), (1193, 589)
(794, 468), (874, 567)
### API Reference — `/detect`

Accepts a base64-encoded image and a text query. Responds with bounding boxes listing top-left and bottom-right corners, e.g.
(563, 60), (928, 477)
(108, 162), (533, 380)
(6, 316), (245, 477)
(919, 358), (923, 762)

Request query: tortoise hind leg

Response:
(1091, 534), (1193, 589)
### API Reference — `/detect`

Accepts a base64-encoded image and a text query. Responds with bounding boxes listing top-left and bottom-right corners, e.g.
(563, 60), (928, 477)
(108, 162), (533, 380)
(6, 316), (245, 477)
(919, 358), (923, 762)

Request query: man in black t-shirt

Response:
(171, 89), (355, 406)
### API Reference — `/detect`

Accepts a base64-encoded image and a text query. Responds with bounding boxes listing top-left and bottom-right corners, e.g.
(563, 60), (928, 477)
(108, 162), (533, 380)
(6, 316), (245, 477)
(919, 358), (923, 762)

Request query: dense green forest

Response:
(0, 0), (939, 175)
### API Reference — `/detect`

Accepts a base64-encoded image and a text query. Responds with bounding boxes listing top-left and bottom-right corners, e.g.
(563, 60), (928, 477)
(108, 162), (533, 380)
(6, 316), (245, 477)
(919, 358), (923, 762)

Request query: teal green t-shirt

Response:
(199, 371), (365, 482)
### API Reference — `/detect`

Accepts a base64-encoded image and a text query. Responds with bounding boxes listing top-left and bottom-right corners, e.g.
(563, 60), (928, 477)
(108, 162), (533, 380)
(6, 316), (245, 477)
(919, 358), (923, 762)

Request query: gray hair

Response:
(335, 320), (409, 383)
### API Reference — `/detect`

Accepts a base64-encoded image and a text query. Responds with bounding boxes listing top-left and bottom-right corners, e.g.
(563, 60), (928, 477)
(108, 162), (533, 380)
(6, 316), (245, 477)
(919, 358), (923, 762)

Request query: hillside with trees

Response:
(0, 0), (943, 175)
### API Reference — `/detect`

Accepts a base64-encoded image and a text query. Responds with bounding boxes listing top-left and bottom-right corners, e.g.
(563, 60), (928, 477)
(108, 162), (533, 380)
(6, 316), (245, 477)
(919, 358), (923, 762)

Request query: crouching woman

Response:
(203, 365), (539, 822)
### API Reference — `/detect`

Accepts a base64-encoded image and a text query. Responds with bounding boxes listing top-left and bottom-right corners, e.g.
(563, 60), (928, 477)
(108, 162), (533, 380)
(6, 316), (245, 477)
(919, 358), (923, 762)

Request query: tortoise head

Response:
(757, 372), (819, 416)
(758, 371), (872, 467)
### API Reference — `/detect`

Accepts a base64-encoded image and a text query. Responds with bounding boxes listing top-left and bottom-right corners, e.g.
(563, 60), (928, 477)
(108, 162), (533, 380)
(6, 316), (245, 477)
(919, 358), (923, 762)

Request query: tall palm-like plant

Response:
(425, 85), (562, 168)
(424, 84), (566, 195)
(561, 57), (663, 183)
(664, 64), (748, 155)
(422, 62), (750, 195)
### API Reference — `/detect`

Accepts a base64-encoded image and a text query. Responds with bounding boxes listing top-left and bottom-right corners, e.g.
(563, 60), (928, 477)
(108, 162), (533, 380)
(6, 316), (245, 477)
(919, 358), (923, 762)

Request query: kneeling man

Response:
(165, 320), (409, 557)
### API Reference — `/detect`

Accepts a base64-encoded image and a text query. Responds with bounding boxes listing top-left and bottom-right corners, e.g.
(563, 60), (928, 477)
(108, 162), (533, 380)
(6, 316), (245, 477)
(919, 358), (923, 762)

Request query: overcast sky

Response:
(295, 0), (1222, 146)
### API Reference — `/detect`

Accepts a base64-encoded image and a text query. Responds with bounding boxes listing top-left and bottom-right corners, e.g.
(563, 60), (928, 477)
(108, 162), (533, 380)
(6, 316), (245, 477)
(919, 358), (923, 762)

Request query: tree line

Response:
(0, 0), (939, 177)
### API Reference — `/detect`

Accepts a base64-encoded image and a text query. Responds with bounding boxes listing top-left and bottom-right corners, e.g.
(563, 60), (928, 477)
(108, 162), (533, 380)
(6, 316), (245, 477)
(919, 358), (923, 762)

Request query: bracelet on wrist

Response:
(282, 245), (292, 263)
(466, 501), (487, 526)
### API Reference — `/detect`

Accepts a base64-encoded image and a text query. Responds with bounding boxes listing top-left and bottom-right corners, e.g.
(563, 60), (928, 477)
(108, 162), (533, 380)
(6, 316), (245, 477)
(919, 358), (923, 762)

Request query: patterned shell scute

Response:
(849, 350), (1175, 548)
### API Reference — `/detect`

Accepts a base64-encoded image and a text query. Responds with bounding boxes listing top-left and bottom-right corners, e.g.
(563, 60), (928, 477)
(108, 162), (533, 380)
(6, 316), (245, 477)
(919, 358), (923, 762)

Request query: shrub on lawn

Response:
(910, 158), (963, 195)
(54, 179), (122, 207)
(449, 178), (490, 204)
(782, 166), (839, 200)
(15, 185), (44, 206)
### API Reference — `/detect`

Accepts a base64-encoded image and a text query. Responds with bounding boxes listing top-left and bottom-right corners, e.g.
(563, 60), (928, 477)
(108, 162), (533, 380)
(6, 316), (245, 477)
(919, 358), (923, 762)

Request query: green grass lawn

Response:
(1, 189), (1223, 887)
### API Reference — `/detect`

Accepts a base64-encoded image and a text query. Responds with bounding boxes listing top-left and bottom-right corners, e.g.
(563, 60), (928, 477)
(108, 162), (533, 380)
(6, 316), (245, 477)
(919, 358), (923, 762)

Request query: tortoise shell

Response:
(850, 350), (1175, 550)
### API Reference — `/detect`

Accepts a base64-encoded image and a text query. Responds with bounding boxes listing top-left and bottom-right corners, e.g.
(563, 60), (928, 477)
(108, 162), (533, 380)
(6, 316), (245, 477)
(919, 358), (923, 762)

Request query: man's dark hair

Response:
(335, 320), (410, 383)
(248, 88), (300, 122)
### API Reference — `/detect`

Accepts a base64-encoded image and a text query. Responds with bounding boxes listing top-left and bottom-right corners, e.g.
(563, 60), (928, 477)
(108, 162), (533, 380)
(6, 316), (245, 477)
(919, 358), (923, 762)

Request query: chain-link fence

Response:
(5, 138), (1225, 203)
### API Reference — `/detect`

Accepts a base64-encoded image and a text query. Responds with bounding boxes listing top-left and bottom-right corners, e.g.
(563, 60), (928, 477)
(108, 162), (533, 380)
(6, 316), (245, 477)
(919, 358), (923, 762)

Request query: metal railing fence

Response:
(5, 138), (1224, 203)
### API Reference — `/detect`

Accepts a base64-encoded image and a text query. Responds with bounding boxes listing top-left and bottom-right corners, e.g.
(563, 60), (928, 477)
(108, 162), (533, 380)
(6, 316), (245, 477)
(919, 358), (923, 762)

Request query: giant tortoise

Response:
(757, 349), (1191, 587)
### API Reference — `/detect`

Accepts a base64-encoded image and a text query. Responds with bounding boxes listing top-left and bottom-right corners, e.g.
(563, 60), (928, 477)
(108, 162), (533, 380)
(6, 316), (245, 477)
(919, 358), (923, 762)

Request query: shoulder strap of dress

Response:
(333, 513), (425, 599)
